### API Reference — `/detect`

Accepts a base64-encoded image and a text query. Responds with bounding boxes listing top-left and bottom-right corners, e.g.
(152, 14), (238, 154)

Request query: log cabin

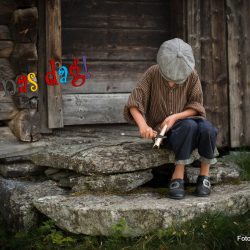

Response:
(0, 0), (249, 148)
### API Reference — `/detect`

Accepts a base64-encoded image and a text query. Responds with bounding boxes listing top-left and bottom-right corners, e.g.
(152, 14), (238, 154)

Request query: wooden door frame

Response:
(38, 0), (63, 132)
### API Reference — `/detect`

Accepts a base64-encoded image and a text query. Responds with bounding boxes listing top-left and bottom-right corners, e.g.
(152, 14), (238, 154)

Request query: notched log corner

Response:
(11, 7), (38, 43)
(8, 108), (41, 142)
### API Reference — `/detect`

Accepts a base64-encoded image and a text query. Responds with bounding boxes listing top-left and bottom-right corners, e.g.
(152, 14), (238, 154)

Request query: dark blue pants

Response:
(162, 118), (218, 164)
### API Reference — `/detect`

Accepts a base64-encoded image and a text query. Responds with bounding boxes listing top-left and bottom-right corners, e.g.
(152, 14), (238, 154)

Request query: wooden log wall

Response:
(61, 0), (169, 94)
(227, 0), (250, 147)
(186, 0), (229, 147)
(1, 0), (249, 147)
(0, 0), (41, 142)
(186, 0), (250, 147)
(46, 0), (63, 129)
(0, 92), (18, 121)
(0, 2), (17, 121)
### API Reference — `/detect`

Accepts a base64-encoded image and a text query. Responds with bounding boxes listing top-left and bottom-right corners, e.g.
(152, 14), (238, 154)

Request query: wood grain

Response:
(227, 0), (250, 147)
(0, 3), (16, 25)
(187, 0), (201, 76)
(62, 93), (129, 125)
(62, 28), (168, 54)
(11, 43), (37, 60)
(11, 7), (38, 43)
(199, 0), (229, 147)
(61, 61), (154, 94)
(61, 0), (168, 22)
(60, 0), (168, 125)
(0, 41), (14, 58)
(0, 25), (11, 40)
(45, 0), (64, 129)
(62, 46), (158, 61)
(63, 15), (168, 30)
(0, 91), (18, 121)
(38, 0), (51, 133)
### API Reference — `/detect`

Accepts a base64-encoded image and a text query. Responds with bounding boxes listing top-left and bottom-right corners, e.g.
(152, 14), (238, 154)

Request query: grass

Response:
(222, 151), (250, 181)
(0, 211), (249, 250)
(232, 152), (250, 181)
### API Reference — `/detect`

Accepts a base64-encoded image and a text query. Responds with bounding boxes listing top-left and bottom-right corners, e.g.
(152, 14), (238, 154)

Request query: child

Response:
(124, 38), (218, 199)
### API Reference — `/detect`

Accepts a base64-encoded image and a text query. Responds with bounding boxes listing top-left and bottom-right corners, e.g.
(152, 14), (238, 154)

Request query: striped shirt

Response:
(123, 64), (206, 131)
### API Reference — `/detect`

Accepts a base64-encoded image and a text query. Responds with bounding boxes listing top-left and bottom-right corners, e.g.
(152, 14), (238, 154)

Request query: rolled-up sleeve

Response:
(123, 66), (153, 124)
(184, 70), (206, 117)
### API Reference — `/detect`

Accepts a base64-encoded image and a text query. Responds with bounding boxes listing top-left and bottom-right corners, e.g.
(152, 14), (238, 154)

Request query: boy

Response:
(124, 38), (218, 200)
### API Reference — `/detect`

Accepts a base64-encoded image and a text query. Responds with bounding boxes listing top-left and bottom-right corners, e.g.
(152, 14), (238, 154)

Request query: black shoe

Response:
(168, 179), (185, 199)
(194, 175), (211, 197)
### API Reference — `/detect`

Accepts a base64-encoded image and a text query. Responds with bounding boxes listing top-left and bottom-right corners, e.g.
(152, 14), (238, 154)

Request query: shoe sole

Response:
(193, 193), (210, 197)
(168, 195), (185, 200)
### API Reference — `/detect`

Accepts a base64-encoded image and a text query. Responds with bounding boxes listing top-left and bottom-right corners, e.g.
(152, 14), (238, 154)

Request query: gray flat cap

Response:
(157, 38), (195, 84)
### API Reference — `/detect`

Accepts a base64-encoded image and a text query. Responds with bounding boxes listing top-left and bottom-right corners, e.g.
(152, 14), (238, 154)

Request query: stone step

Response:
(42, 160), (240, 193)
(185, 161), (240, 184)
(24, 127), (216, 175)
(33, 182), (250, 237)
(0, 161), (46, 178)
(28, 141), (202, 175)
(1, 125), (218, 176)
(0, 177), (66, 231)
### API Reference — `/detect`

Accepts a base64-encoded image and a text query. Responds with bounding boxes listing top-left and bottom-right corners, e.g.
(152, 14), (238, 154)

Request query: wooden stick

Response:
(153, 124), (168, 149)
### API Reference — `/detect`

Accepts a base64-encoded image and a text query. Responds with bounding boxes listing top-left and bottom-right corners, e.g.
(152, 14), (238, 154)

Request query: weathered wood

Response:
(0, 41), (14, 58)
(187, 0), (201, 76)
(10, 43), (38, 79)
(62, 94), (129, 125)
(61, 0), (168, 66)
(227, 0), (250, 147)
(45, 0), (63, 129)
(200, 0), (229, 147)
(168, 0), (186, 39)
(11, 43), (37, 61)
(61, 0), (168, 30)
(11, 7), (38, 43)
(11, 59), (37, 76)
(0, 103), (18, 121)
(8, 110), (31, 141)
(60, 0), (168, 125)
(0, 91), (18, 121)
(8, 109), (41, 142)
(0, 2), (16, 25)
(37, 0), (51, 133)
(62, 0), (168, 20)
(0, 59), (15, 82)
(63, 28), (168, 50)
(16, 0), (37, 8)
(0, 25), (11, 40)
(62, 46), (158, 61)
(61, 61), (154, 94)
(63, 15), (168, 30)
(12, 96), (38, 109)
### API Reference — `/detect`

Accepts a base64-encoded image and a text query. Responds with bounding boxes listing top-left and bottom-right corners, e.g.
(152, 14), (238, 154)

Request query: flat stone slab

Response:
(33, 182), (250, 237)
(0, 125), (218, 175)
(186, 161), (240, 184)
(0, 127), (48, 160)
(0, 162), (46, 178)
(0, 177), (66, 231)
(46, 167), (153, 192)
(28, 142), (202, 175)
(71, 170), (153, 192)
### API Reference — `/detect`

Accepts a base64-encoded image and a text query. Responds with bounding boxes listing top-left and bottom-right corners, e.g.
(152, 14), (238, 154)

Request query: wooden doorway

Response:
(60, 0), (170, 125)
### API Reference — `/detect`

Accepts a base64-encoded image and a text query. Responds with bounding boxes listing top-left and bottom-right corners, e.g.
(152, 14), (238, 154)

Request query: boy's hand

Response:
(139, 125), (157, 139)
(161, 114), (177, 130)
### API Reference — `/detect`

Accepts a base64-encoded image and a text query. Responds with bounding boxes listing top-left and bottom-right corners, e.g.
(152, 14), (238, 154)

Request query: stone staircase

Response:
(0, 125), (249, 235)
